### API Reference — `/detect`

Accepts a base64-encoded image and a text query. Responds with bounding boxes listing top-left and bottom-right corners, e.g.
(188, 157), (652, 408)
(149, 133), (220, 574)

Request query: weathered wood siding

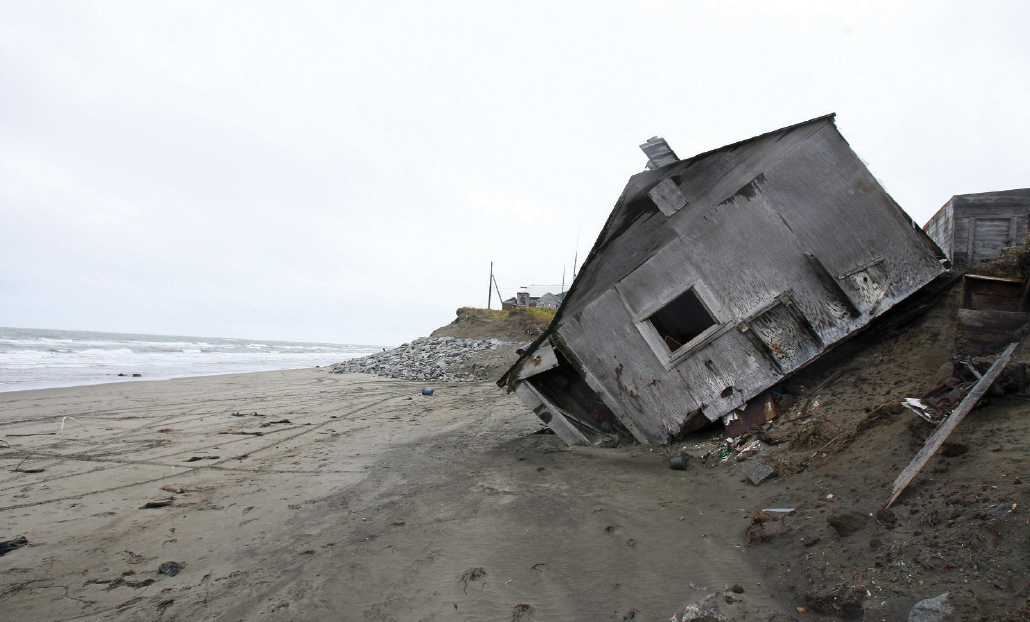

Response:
(507, 116), (947, 445)
(544, 121), (944, 443)
(923, 190), (1030, 267)
(757, 124), (946, 318)
(559, 116), (834, 322)
(924, 202), (954, 260)
(556, 289), (697, 441)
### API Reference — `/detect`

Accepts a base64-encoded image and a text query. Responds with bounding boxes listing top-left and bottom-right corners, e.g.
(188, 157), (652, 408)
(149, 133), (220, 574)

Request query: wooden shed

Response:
(499, 114), (948, 446)
(923, 189), (1030, 267)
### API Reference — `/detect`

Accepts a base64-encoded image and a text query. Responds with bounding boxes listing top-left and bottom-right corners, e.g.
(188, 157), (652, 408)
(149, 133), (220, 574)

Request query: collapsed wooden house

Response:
(923, 189), (1030, 267)
(499, 114), (948, 446)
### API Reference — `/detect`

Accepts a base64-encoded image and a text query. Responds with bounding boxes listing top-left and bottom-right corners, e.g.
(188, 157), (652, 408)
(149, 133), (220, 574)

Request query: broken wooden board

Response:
(957, 308), (1030, 335)
(514, 383), (591, 447)
(886, 341), (1018, 508)
(957, 275), (1030, 346)
(514, 341), (560, 381)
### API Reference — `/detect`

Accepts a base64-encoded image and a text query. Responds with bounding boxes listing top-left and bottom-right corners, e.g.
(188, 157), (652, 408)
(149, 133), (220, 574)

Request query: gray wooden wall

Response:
(547, 122), (944, 443)
(924, 190), (1030, 267)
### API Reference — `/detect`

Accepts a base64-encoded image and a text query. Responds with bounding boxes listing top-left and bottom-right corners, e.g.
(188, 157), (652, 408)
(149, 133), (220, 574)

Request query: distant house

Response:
(923, 189), (1030, 267)
(501, 291), (563, 311)
(535, 293), (561, 309)
(499, 114), (947, 447)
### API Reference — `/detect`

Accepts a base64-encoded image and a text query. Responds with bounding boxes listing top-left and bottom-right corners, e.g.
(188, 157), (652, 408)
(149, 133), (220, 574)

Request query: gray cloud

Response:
(2, 1), (1028, 344)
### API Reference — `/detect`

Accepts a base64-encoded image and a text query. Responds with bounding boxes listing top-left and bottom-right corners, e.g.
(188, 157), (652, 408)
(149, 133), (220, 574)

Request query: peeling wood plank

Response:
(515, 341), (560, 381)
(886, 342), (1018, 508)
(647, 178), (688, 217)
(956, 309), (1030, 332)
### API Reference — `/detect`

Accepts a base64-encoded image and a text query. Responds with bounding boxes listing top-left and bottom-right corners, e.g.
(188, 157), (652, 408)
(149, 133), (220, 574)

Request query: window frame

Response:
(626, 279), (728, 368)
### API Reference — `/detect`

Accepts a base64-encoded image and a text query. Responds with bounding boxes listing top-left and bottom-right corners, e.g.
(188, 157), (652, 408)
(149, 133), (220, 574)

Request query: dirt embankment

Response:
(430, 307), (554, 343)
(425, 307), (556, 382)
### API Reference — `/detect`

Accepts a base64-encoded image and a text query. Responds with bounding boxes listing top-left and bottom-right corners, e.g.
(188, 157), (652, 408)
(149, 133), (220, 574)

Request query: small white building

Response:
(535, 293), (561, 309)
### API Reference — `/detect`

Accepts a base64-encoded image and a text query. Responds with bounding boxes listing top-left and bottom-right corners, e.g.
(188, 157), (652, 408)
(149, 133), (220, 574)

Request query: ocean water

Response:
(0, 326), (382, 393)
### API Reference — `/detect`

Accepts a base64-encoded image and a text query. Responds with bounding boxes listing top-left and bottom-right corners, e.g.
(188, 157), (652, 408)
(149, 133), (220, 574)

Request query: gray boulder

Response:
(909, 593), (953, 622)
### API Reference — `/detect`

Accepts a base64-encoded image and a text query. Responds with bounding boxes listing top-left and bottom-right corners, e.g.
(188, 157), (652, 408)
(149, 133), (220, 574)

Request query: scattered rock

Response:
(670, 455), (690, 470)
(730, 584), (744, 594)
(158, 561), (185, 577)
(746, 459), (778, 485)
(909, 592), (952, 622)
(679, 593), (727, 621)
(803, 584), (866, 618)
(0, 536), (28, 557)
(827, 511), (868, 537)
(329, 337), (513, 383)
(875, 506), (898, 529)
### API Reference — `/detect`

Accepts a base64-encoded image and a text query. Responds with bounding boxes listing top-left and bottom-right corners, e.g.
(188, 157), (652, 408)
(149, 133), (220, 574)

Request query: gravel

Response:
(328, 336), (516, 382)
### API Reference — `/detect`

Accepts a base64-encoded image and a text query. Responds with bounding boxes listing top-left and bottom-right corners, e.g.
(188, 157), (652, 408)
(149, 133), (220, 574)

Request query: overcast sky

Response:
(2, 2), (1028, 345)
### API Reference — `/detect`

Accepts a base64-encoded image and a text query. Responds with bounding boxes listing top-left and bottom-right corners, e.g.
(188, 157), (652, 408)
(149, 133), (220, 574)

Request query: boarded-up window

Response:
(648, 288), (716, 351)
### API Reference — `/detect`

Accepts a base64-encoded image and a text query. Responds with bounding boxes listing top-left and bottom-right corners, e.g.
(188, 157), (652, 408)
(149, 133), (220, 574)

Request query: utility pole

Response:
(487, 262), (493, 309)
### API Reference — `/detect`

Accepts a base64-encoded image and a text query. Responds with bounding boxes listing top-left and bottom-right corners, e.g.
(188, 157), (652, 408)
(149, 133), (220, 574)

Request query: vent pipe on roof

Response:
(640, 137), (679, 170)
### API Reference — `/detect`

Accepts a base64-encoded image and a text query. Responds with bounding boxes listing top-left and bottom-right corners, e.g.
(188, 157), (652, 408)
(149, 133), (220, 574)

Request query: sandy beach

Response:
(0, 369), (786, 621)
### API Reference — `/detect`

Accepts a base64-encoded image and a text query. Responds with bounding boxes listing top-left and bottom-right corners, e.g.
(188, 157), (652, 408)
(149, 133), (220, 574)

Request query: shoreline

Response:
(0, 325), (383, 395)
(0, 364), (336, 396)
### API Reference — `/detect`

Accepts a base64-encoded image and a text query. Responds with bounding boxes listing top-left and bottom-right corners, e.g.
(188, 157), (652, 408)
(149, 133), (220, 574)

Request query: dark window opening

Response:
(648, 288), (716, 351)
(528, 349), (630, 438)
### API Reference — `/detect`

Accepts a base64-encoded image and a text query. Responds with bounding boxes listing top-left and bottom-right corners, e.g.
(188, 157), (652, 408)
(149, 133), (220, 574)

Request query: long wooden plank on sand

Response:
(886, 341), (1018, 508)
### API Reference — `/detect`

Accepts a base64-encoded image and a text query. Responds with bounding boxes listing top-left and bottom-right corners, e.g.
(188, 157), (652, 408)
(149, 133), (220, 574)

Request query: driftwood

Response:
(886, 342), (1018, 508)
(810, 370), (844, 395)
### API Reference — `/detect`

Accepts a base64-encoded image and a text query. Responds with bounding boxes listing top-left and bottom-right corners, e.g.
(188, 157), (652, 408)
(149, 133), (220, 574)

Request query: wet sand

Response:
(0, 369), (788, 621)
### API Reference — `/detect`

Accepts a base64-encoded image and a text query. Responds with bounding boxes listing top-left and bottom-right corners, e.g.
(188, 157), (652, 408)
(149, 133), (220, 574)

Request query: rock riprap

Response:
(329, 337), (515, 382)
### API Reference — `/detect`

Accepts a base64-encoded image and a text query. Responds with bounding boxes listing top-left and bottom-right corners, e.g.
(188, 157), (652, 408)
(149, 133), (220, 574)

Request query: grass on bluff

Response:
(456, 306), (558, 322)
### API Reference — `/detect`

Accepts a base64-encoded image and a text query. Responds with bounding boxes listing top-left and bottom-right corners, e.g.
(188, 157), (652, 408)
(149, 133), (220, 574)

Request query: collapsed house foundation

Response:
(500, 114), (949, 446)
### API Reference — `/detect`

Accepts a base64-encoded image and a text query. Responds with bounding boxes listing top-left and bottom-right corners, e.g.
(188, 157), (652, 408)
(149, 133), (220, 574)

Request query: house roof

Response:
(948, 188), (1030, 207)
(561, 113), (836, 321)
(500, 113), (838, 388)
